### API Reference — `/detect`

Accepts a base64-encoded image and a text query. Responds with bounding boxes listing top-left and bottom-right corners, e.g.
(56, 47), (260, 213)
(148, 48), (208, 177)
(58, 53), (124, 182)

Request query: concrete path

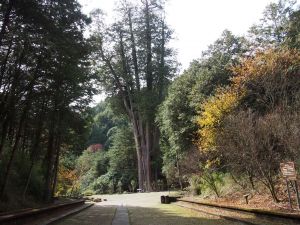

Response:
(50, 192), (249, 225)
(112, 205), (130, 225)
(52, 205), (115, 225)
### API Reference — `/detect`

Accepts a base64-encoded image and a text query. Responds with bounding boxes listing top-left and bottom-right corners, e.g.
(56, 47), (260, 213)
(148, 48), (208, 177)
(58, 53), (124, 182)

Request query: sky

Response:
(78, 0), (295, 103)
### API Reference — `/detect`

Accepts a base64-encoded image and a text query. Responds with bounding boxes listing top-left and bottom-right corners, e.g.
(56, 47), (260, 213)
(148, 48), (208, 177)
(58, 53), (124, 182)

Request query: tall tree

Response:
(248, 0), (296, 49)
(91, 0), (176, 191)
(157, 30), (247, 188)
(0, 0), (95, 204)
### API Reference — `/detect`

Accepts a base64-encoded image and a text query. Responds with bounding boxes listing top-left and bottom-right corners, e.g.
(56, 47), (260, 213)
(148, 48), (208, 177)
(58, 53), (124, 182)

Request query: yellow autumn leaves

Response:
(196, 48), (300, 153)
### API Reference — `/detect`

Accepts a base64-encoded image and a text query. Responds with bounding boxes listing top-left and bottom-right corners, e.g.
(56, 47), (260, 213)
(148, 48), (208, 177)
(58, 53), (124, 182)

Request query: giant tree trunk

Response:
(130, 112), (153, 191)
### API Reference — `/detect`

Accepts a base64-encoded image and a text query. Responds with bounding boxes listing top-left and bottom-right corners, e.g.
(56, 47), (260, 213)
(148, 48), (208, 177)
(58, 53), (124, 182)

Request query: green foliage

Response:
(117, 181), (123, 194)
(87, 101), (122, 148)
(131, 180), (137, 192)
(91, 174), (112, 194)
(81, 150), (108, 188)
(158, 0), (300, 201)
(188, 175), (202, 196)
(248, 0), (296, 48)
(0, 0), (96, 206)
(199, 30), (248, 92)
(63, 101), (138, 195)
(83, 189), (95, 196)
(157, 30), (247, 188)
(90, 0), (177, 191)
(285, 9), (300, 48)
(198, 48), (300, 202)
(107, 125), (137, 187)
(200, 171), (225, 198)
(157, 65), (201, 186)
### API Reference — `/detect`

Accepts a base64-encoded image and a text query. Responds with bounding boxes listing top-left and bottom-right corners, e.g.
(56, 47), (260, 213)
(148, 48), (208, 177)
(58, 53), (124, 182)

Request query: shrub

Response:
(83, 190), (95, 196)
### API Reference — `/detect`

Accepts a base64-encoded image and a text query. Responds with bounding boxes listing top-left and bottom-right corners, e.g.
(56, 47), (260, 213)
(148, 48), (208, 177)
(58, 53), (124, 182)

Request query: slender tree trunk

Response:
(267, 178), (279, 203)
(158, 19), (165, 100)
(230, 172), (246, 189)
(145, 121), (152, 191)
(153, 127), (160, 189)
(51, 135), (61, 198)
(145, 0), (153, 90)
(0, 38), (13, 87)
(0, 99), (30, 199)
(0, 41), (27, 156)
(0, 0), (13, 48)
(44, 116), (55, 202)
(128, 9), (140, 91)
(0, 115), (10, 156)
(248, 171), (255, 190)
(22, 107), (44, 199)
(176, 152), (183, 190)
(130, 108), (143, 190)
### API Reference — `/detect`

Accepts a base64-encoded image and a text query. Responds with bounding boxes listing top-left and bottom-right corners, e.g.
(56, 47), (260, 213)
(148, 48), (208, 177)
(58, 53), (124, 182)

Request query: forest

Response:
(0, 0), (300, 211)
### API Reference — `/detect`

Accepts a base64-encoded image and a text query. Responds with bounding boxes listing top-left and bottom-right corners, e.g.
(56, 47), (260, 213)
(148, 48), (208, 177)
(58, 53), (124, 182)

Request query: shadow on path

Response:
(52, 205), (115, 225)
(127, 204), (244, 225)
(50, 202), (300, 225)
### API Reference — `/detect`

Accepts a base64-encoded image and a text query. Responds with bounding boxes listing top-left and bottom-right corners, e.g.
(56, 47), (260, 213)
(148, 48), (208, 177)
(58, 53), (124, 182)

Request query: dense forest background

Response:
(1, 0), (300, 211)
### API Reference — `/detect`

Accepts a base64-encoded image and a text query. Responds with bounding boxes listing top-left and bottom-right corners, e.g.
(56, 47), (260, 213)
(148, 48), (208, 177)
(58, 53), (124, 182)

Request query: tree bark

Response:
(0, 37), (13, 87)
(129, 110), (153, 191)
(43, 110), (56, 202)
(145, 0), (153, 90)
(0, 97), (31, 199)
(22, 105), (44, 199)
(128, 9), (140, 91)
(0, 40), (27, 156)
(0, 0), (14, 48)
(51, 135), (61, 198)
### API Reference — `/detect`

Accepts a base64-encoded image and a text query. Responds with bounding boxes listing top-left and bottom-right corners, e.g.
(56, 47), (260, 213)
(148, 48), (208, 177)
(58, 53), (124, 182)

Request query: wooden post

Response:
(294, 180), (300, 209)
(243, 194), (250, 204)
(286, 180), (292, 209)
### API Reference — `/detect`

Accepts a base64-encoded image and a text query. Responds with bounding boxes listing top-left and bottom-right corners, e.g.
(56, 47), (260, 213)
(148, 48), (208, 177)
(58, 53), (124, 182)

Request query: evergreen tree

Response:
(90, 0), (176, 191)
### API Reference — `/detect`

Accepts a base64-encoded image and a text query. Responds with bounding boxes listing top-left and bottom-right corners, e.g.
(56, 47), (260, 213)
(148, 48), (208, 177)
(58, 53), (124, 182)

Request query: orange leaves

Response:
(56, 164), (79, 196)
(231, 48), (300, 89)
(59, 165), (78, 182)
(196, 48), (300, 153)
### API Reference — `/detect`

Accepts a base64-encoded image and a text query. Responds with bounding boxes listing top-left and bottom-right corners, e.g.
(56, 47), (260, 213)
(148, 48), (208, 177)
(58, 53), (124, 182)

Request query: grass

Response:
(128, 203), (240, 225)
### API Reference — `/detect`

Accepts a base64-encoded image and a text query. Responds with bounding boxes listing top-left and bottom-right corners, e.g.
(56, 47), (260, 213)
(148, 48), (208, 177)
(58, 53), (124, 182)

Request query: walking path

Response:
(112, 205), (130, 225)
(51, 192), (243, 225)
(52, 205), (115, 225)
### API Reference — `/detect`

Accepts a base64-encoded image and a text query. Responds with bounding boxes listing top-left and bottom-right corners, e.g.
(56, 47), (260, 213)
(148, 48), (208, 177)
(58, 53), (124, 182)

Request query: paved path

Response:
(112, 205), (130, 225)
(52, 205), (115, 225)
(51, 192), (244, 225)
